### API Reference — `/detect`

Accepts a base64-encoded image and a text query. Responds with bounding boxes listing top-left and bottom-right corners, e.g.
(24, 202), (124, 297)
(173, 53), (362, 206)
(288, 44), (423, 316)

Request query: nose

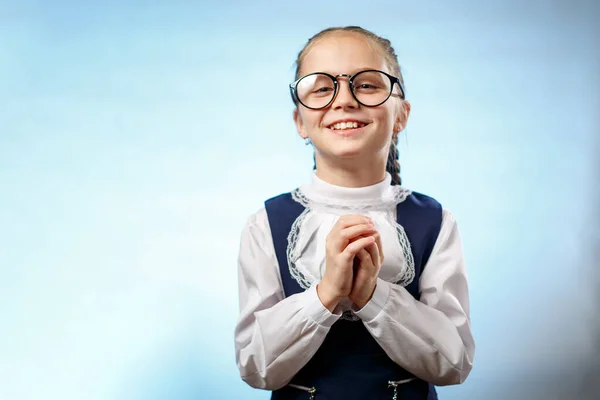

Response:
(331, 77), (358, 110)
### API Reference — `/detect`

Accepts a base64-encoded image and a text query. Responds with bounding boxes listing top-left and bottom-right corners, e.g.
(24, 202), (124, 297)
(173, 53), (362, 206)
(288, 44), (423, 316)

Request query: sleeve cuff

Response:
(302, 283), (342, 328)
(354, 278), (391, 322)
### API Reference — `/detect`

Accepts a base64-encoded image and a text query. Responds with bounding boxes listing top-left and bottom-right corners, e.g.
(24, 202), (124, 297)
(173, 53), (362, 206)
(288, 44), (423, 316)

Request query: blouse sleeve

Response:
(234, 208), (341, 390)
(354, 209), (475, 385)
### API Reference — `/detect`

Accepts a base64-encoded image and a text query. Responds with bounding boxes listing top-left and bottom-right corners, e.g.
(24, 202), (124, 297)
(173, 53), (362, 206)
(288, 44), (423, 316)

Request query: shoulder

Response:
(263, 190), (306, 217)
(403, 190), (459, 234)
(241, 190), (300, 239)
(398, 189), (454, 235)
(403, 189), (443, 210)
(396, 189), (444, 223)
(264, 191), (294, 205)
(241, 205), (270, 239)
(404, 190), (456, 222)
(243, 190), (294, 227)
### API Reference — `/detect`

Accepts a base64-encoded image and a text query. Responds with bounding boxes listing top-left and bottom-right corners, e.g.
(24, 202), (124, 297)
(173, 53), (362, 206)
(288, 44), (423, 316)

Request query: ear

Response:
(394, 100), (411, 133)
(293, 108), (308, 139)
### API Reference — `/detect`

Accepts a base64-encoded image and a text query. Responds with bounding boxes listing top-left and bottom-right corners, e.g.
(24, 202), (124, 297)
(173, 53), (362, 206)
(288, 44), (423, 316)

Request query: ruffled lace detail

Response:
(288, 188), (415, 289)
(286, 207), (314, 290)
(389, 214), (415, 287)
(291, 186), (412, 215)
(286, 211), (363, 321)
(286, 183), (415, 321)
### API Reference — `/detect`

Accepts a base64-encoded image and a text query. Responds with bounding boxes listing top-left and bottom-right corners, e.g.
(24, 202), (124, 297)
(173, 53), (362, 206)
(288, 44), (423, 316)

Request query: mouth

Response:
(326, 120), (370, 136)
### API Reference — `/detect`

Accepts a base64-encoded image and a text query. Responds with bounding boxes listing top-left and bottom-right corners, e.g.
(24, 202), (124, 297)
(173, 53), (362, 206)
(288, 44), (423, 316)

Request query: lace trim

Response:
(286, 210), (360, 321)
(291, 186), (412, 212)
(389, 213), (415, 287)
(286, 207), (314, 290)
(286, 188), (415, 322)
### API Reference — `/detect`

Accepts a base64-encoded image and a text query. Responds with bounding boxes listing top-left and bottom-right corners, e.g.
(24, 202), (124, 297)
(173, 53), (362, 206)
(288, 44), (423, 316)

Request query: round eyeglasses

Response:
(289, 69), (405, 110)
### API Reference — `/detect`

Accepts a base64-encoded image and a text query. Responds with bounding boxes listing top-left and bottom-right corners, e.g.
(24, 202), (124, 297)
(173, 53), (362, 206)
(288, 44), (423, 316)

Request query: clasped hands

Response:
(316, 214), (384, 313)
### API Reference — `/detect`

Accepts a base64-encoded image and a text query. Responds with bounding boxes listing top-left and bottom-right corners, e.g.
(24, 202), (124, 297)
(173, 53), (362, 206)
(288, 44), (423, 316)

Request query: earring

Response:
(305, 138), (311, 145)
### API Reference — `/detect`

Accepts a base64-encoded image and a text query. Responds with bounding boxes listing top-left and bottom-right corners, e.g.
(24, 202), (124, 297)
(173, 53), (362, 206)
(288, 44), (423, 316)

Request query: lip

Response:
(326, 118), (370, 128)
(325, 119), (370, 137)
(328, 125), (367, 137)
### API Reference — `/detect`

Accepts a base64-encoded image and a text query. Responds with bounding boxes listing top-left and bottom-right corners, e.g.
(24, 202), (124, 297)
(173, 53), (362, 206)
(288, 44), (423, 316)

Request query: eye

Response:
(314, 86), (333, 93)
(352, 71), (389, 93)
(354, 82), (382, 93)
(357, 83), (378, 89)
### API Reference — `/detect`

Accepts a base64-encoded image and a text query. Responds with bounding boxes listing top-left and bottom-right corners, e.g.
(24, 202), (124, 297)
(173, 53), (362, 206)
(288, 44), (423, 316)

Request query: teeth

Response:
(329, 121), (365, 130)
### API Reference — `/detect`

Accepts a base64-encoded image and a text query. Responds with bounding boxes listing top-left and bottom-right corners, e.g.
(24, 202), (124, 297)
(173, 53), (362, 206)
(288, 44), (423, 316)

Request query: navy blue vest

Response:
(264, 190), (443, 400)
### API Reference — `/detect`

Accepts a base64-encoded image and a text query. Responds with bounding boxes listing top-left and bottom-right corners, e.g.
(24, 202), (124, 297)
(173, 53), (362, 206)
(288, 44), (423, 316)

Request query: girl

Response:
(234, 26), (474, 400)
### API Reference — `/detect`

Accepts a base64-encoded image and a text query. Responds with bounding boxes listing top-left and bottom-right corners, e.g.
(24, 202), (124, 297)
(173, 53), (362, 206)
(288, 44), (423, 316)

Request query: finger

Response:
(355, 247), (373, 263)
(330, 223), (375, 252)
(335, 214), (373, 230)
(348, 230), (383, 262)
(342, 236), (375, 260)
(340, 223), (376, 242)
(364, 241), (380, 268)
(372, 231), (384, 263)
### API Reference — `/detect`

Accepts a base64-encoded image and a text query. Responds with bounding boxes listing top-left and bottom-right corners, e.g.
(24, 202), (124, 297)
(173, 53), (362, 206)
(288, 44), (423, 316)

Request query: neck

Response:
(314, 155), (387, 188)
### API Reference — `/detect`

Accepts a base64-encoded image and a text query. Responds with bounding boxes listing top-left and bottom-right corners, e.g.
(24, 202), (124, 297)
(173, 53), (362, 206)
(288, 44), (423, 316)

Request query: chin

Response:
(323, 143), (368, 160)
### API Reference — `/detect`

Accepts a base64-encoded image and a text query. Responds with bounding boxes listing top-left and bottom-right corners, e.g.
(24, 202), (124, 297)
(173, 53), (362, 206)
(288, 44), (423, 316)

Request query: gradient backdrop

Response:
(1, 1), (599, 399)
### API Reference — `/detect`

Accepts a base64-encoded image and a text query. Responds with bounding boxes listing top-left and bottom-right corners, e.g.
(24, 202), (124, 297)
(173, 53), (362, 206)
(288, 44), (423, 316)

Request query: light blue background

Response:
(1, 1), (599, 399)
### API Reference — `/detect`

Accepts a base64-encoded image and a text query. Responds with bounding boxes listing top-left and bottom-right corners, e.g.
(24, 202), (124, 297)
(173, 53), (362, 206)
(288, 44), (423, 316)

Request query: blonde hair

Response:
(294, 26), (406, 185)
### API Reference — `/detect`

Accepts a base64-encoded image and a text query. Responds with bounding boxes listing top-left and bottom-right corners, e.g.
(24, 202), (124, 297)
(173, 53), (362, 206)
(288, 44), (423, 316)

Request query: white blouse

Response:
(234, 172), (475, 390)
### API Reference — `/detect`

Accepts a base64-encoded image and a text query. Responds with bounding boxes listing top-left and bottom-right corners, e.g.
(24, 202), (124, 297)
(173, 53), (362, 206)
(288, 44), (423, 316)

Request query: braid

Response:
(386, 134), (402, 185)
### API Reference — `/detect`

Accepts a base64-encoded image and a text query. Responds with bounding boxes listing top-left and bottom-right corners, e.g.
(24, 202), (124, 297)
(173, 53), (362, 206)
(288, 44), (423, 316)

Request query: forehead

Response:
(299, 33), (388, 76)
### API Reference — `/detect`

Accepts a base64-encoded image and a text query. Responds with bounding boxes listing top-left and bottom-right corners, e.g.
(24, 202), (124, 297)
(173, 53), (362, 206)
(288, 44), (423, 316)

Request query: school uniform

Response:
(234, 172), (474, 399)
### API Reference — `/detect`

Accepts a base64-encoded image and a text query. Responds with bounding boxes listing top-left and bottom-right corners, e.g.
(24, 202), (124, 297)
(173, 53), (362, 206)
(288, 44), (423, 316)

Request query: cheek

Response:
(372, 108), (396, 131)
(300, 110), (325, 130)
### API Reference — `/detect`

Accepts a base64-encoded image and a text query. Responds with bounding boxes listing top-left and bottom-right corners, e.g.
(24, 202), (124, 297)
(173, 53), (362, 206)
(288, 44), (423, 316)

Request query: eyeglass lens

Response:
(295, 71), (394, 109)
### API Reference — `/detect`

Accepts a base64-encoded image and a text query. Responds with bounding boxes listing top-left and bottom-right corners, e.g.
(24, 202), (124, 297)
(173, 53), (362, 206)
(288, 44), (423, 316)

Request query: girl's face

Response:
(294, 33), (409, 169)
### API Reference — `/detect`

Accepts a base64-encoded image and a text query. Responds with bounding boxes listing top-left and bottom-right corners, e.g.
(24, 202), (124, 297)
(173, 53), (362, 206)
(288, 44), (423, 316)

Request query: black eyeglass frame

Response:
(289, 69), (406, 110)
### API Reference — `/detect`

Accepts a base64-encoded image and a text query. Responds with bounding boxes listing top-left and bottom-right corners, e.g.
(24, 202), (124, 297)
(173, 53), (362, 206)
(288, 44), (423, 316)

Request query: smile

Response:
(327, 121), (369, 130)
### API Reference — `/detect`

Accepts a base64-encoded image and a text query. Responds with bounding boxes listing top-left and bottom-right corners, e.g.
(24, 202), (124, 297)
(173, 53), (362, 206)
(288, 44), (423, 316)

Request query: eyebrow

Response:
(304, 67), (382, 76)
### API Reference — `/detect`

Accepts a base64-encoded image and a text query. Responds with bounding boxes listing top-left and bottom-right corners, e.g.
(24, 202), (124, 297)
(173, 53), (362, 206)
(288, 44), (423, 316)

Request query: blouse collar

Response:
(298, 171), (401, 209)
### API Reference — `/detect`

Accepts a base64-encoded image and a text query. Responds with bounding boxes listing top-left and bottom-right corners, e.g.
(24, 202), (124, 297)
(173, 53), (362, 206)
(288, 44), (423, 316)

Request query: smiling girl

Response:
(234, 26), (475, 400)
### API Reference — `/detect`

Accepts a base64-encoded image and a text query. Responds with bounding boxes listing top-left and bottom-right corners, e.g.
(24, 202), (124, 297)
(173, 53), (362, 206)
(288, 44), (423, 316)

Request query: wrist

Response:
(352, 282), (377, 309)
(316, 282), (343, 313)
